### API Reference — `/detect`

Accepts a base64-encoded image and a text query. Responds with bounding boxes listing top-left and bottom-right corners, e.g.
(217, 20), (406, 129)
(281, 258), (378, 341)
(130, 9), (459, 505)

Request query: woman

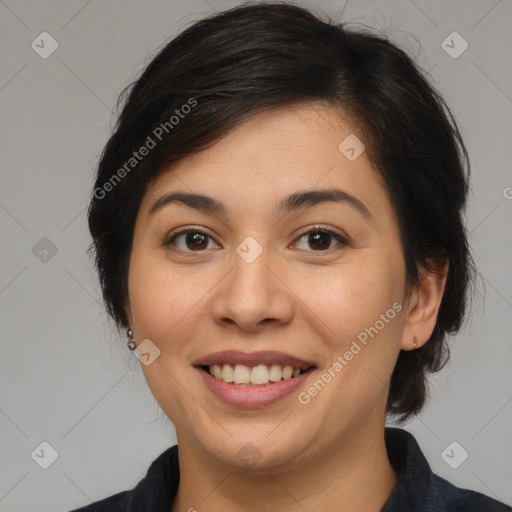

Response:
(71, 2), (510, 511)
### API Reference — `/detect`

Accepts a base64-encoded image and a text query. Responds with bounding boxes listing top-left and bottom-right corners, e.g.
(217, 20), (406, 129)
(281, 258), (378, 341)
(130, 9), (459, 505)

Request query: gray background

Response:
(0, 0), (511, 510)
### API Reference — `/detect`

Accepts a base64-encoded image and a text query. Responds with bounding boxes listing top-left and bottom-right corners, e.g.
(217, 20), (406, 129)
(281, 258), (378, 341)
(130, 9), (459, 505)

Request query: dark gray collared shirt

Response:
(70, 428), (511, 511)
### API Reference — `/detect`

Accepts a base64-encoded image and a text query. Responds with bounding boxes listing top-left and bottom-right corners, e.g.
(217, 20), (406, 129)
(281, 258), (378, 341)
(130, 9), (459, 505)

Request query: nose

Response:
(209, 245), (294, 333)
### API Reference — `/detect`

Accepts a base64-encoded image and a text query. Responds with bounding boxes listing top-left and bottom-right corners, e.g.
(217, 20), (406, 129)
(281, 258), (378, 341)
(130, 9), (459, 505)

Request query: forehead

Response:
(140, 103), (387, 218)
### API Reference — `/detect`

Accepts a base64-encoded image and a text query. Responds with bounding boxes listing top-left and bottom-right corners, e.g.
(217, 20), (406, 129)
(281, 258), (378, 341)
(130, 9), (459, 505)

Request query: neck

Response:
(171, 422), (397, 512)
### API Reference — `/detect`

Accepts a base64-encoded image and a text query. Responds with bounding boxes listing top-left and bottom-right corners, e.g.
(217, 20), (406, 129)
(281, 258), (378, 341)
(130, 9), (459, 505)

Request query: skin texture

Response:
(126, 102), (448, 511)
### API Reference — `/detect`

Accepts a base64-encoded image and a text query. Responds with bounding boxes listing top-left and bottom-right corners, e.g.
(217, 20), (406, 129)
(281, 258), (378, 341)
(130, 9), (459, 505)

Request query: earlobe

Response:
(401, 259), (449, 351)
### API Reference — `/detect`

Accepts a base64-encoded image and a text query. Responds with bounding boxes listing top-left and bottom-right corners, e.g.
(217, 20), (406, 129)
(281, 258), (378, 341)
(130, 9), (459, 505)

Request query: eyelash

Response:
(164, 224), (348, 254)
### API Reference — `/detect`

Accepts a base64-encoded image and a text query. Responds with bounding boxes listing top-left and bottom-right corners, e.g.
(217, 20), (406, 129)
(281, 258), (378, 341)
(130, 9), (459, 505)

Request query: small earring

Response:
(413, 336), (418, 349)
(127, 328), (136, 351)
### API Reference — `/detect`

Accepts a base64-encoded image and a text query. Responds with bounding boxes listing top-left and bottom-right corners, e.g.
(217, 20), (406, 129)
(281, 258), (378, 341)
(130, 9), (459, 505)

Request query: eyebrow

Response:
(148, 188), (372, 220)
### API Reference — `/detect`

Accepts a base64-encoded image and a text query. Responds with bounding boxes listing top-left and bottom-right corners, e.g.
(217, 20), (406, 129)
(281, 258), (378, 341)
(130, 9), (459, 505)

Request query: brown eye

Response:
(165, 226), (347, 254)
(293, 227), (347, 252)
(166, 230), (219, 252)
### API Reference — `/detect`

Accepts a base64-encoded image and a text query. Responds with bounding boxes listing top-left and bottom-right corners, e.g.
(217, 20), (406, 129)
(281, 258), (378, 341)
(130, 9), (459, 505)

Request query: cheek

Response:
(128, 246), (180, 336)
(291, 254), (405, 348)
(127, 246), (222, 350)
(127, 248), (210, 429)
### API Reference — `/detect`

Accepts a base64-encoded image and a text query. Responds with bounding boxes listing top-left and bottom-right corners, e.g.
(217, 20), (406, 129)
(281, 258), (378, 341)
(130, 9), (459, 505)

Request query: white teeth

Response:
(209, 363), (305, 385)
(221, 363), (234, 383)
(212, 364), (222, 379)
(251, 364), (270, 385)
(233, 364), (251, 384)
(282, 365), (293, 379)
(269, 364), (283, 382)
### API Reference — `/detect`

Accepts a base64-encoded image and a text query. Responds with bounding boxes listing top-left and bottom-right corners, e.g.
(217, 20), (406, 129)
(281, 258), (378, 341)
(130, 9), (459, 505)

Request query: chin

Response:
(194, 424), (314, 473)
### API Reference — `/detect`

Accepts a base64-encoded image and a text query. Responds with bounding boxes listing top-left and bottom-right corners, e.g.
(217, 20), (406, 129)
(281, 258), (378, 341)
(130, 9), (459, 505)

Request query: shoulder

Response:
(383, 428), (511, 512)
(65, 445), (180, 512)
(431, 473), (511, 512)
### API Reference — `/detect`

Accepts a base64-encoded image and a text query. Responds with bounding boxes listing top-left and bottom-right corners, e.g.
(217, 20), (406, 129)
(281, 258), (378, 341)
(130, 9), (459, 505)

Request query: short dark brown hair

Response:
(88, 2), (474, 421)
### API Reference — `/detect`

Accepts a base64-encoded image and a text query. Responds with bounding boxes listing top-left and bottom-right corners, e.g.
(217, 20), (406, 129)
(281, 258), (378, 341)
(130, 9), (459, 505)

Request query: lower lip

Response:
(197, 368), (314, 408)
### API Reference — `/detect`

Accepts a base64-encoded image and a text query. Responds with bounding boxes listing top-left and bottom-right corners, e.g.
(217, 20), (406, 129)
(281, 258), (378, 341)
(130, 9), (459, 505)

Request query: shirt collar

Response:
(381, 427), (437, 511)
(125, 444), (179, 512)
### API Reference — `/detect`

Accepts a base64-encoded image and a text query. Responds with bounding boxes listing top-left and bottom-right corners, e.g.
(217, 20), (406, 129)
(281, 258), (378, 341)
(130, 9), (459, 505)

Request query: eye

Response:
(165, 228), (220, 252)
(292, 225), (348, 252)
(164, 225), (348, 254)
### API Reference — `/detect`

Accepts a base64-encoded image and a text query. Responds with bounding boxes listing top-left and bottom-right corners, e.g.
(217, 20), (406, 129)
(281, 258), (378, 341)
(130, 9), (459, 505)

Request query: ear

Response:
(401, 258), (449, 351)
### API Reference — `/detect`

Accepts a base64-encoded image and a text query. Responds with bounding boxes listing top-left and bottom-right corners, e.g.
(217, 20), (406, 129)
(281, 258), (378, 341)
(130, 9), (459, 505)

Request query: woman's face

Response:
(127, 103), (411, 470)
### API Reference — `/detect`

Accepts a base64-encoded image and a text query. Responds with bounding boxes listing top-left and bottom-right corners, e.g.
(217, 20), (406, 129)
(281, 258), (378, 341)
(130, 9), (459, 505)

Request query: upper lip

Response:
(194, 350), (315, 370)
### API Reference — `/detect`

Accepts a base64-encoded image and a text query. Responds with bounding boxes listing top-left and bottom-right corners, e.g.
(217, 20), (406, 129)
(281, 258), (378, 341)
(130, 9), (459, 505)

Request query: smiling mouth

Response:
(200, 363), (316, 387)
